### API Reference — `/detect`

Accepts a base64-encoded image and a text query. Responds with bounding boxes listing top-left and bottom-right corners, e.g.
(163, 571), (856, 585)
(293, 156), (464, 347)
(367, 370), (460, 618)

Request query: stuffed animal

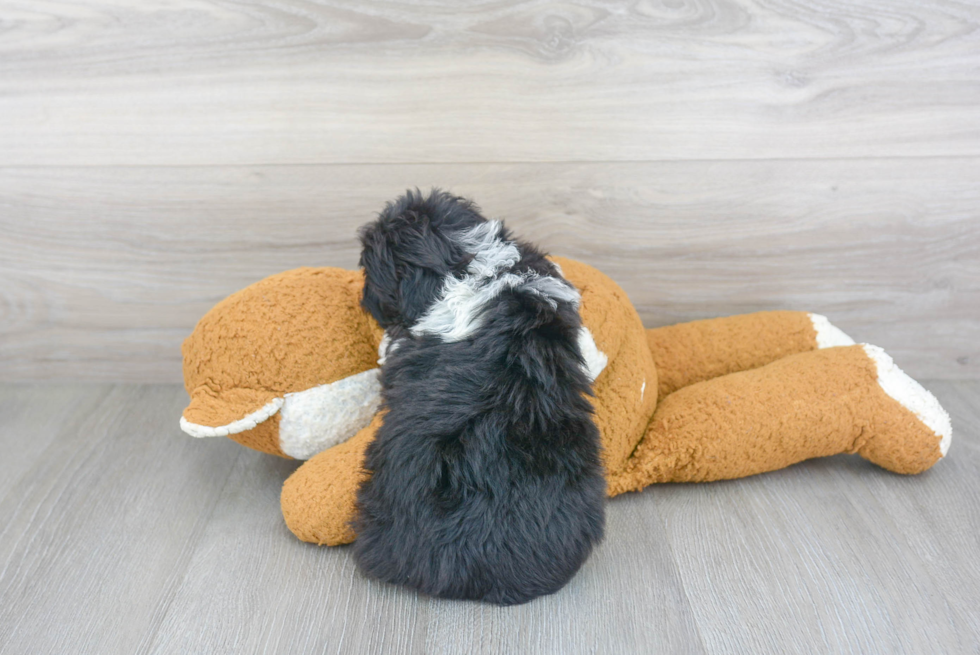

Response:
(180, 258), (952, 546)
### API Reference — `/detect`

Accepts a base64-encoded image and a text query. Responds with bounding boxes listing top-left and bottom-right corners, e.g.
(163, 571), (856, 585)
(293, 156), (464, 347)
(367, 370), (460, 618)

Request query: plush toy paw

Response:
(280, 415), (381, 545)
(856, 344), (952, 473)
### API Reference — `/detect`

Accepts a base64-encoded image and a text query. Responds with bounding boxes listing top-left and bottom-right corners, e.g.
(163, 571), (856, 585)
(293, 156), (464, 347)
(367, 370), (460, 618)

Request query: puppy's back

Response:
(353, 281), (606, 605)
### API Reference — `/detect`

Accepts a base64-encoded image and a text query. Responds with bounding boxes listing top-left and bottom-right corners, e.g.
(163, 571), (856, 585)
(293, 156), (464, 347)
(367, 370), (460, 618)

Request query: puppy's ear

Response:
(397, 266), (450, 326)
(359, 222), (402, 328)
(398, 224), (472, 275)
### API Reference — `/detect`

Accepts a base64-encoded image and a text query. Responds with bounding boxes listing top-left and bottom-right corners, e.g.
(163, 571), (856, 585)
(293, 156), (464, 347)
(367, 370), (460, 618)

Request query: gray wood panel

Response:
(0, 384), (108, 500)
(0, 385), (246, 655)
(0, 381), (977, 654)
(1, 0), (979, 165)
(2, 159), (977, 382)
(146, 445), (705, 654)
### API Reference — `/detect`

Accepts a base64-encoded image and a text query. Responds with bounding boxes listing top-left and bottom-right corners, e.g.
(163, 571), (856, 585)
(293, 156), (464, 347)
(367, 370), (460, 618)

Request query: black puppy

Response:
(352, 189), (606, 605)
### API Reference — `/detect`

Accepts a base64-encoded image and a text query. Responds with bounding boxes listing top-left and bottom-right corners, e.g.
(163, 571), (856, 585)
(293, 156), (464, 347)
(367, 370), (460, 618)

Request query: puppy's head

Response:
(359, 189), (487, 331)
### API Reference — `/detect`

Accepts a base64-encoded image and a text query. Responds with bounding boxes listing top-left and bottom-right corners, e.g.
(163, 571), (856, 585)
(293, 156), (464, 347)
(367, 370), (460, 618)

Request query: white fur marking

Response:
(378, 332), (401, 365)
(411, 272), (518, 341)
(809, 313), (856, 348)
(640, 380), (646, 403)
(278, 368), (383, 460)
(577, 327), (608, 382)
(180, 397), (284, 438)
(524, 275), (581, 308)
(862, 344), (952, 457)
(456, 220), (521, 278)
(411, 221), (580, 342)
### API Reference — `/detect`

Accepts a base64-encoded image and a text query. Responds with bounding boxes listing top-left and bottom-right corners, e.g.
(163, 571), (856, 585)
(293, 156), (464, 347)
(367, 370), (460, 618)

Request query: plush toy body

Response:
(181, 259), (952, 547)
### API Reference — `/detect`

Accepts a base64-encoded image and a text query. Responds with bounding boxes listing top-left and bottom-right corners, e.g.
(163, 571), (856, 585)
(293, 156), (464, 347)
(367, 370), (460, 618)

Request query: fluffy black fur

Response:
(352, 189), (606, 605)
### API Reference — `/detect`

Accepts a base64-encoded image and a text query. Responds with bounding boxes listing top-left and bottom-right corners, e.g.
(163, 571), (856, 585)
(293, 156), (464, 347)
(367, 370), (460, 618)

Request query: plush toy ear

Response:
(182, 372), (385, 460)
(180, 386), (286, 455)
(182, 387), (282, 435)
(180, 266), (385, 459)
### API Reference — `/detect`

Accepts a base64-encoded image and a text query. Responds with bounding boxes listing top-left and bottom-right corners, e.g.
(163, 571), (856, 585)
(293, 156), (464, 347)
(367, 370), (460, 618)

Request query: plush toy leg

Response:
(607, 344), (951, 495)
(280, 415), (380, 545)
(647, 311), (855, 398)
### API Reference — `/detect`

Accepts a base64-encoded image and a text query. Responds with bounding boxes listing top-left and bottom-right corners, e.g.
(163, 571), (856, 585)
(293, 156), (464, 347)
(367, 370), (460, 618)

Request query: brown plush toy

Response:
(181, 258), (952, 546)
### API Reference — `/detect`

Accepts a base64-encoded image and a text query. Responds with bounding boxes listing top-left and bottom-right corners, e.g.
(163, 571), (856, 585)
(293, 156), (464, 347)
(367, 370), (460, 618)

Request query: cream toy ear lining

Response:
(180, 369), (383, 460)
(180, 398), (284, 439)
(278, 369), (383, 459)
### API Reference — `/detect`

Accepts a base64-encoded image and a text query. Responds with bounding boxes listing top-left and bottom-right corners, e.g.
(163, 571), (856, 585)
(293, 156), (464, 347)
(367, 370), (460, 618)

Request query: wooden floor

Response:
(0, 381), (977, 654)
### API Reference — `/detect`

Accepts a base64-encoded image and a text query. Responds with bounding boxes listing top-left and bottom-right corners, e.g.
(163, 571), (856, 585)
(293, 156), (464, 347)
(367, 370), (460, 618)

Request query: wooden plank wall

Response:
(1, 0), (977, 382)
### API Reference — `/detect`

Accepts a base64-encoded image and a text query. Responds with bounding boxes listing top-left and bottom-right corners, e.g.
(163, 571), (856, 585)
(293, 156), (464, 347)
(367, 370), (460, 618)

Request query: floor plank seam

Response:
(644, 493), (712, 655)
(135, 446), (246, 655)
